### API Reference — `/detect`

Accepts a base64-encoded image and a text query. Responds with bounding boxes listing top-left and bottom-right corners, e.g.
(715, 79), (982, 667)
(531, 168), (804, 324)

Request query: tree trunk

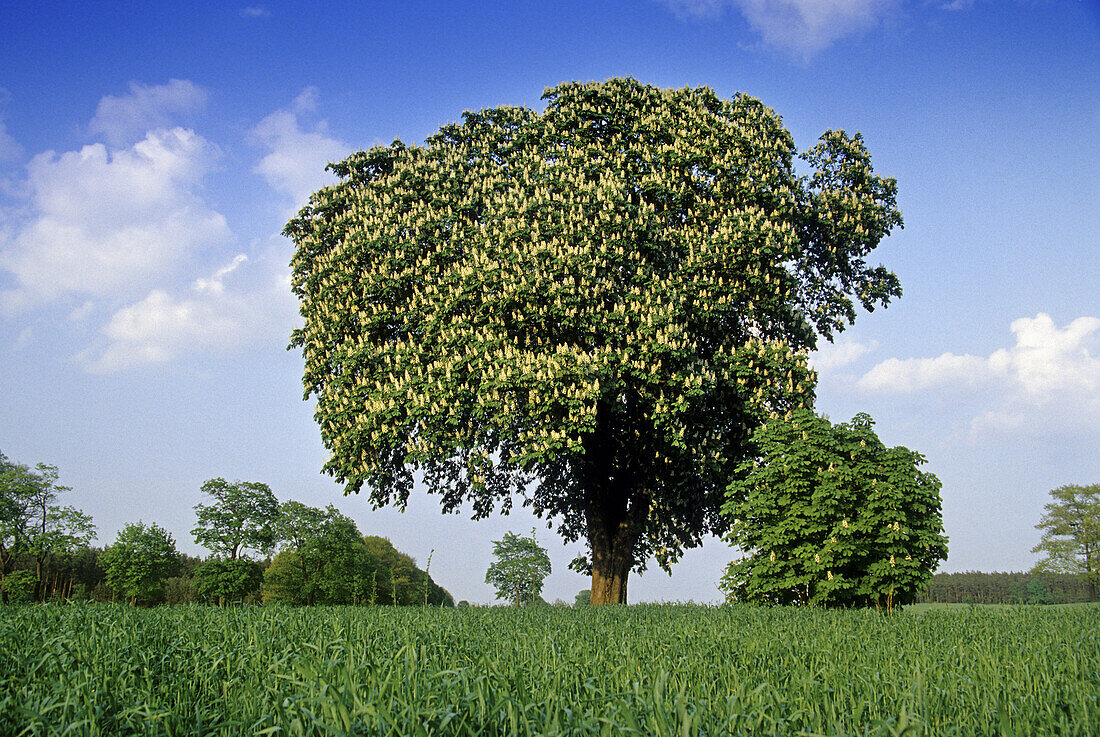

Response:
(586, 486), (649, 606)
(583, 401), (650, 606)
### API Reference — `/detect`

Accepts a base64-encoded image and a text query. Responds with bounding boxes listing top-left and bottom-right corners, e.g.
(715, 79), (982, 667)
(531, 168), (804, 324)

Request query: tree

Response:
(485, 530), (552, 605)
(192, 559), (263, 605)
(265, 505), (378, 605)
(361, 535), (452, 605)
(192, 478), (279, 560)
(100, 522), (180, 605)
(0, 452), (96, 603)
(721, 410), (947, 612)
(1032, 483), (1099, 601)
(574, 589), (591, 606)
(287, 78), (903, 604)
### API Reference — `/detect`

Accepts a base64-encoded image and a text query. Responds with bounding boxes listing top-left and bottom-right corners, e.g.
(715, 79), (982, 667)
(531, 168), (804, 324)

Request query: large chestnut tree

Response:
(286, 78), (903, 604)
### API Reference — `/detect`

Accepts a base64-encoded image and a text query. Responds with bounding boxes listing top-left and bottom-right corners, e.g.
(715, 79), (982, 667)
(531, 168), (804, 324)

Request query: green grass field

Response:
(2, 602), (1097, 736)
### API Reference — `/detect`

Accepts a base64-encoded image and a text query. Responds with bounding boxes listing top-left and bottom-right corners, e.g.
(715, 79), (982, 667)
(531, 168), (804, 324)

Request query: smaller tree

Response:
(100, 522), (180, 605)
(1032, 483), (1099, 602)
(722, 409), (948, 612)
(485, 530), (552, 606)
(192, 479), (279, 560)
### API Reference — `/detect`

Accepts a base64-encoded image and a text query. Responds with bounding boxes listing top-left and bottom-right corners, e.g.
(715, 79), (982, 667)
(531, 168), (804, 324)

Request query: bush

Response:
(1, 570), (37, 603)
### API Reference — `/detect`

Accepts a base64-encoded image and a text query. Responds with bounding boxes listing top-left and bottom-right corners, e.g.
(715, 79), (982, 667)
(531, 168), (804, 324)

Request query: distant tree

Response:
(574, 589), (591, 607)
(264, 506), (378, 605)
(722, 410), (948, 612)
(192, 478), (279, 560)
(192, 559), (263, 605)
(164, 575), (197, 606)
(0, 451), (96, 602)
(1032, 483), (1100, 601)
(286, 78), (904, 605)
(485, 530), (552, 606)
(100, 522), (180, 605)
(362, 535), (454, 606)
(1025, 576), (1054, 605)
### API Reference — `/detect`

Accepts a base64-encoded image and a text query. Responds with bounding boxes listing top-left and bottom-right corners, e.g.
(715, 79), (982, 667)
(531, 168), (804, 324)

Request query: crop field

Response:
(1, 603), (1098, 736)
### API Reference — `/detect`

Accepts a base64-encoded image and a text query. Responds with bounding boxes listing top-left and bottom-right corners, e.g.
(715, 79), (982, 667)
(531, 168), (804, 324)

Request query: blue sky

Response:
(1, 0), (1097, 604)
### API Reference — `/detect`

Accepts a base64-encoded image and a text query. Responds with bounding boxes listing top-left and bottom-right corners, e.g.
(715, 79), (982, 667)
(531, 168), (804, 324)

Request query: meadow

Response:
(1, 603), (1097, 736)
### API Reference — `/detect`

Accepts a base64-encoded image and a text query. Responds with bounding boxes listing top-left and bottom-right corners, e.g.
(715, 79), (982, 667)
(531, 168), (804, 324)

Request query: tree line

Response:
(915, 571), (1093, 605)
(1, 454), (452, 607)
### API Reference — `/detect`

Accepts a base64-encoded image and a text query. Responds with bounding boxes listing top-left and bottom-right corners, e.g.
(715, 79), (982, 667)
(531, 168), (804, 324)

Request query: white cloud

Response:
(251, 88), (348, 209)
(86, 248), (295, 373)
(993, 314), (1100, 398)
(0, 128), (230, 312)
(89, 80), (208, 149)
(858, 351), (989, 393)
(240, 6), (270, 18)
(655, 0), (901, 58)
(808, 339), (875, 372)
(857, 313), (1100, 435)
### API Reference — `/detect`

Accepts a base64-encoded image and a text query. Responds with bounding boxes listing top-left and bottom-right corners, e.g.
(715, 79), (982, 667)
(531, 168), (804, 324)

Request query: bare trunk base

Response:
(590, 562), (629, 605)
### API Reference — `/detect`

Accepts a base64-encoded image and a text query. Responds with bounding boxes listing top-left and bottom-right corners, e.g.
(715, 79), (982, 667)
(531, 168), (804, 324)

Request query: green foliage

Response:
(99, 522), (180, 605)
(0, 451), (96, 602)
(191, 478), (279, 560)
(485, 530), (552, 605)
(2, 604), (1099, 735)
(362, 535), (453, 606)
(286, 78), (903, 597)
(1032, 483), (1100, 601)
(262, 504), (453, 606)
(722, 409), (948, 610)
(574, 589), (591, 606)
(264, 508), (375, 605)
(192, 559), (263, 605)
(163, 576), (197, 606)
(0, 569), (35, 603)
(916, 571), (1094, 605)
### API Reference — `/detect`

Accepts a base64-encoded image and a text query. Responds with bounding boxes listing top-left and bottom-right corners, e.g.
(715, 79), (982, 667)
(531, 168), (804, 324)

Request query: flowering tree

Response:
(721, 410), (948, 612)
(287, 78), (903, 604)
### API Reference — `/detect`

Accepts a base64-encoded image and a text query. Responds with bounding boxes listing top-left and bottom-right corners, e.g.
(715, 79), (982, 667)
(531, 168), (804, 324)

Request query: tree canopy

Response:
(721, 410), (947, 611)
(192, 478), (279, 560)
(263, 502), (453, 606)
(1032, 483), (1099, 601)
(100, 522), (180, 605)
(287, 77), (903, 603)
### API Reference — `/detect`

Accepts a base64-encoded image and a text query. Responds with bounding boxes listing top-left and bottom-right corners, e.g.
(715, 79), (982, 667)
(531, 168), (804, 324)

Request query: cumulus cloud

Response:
(858, 351), (990, 393)
(0, 127), (231, 312)
(89, 80), (208, 149)
(655, 0), (902, 59)
(857, 314), (1100, 434)
(85, 248), (295, 373)
(251, 88), (348, 209)
(808, 339), (876, 372)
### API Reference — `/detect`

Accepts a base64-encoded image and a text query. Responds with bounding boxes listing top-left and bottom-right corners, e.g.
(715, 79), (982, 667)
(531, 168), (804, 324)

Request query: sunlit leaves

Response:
(721, 409), (948, 609)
